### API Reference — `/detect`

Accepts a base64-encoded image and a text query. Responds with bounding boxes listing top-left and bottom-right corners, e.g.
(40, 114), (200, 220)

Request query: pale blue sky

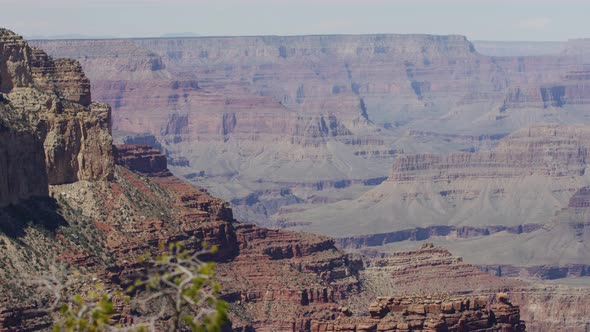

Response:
(2, 0), (589, 41)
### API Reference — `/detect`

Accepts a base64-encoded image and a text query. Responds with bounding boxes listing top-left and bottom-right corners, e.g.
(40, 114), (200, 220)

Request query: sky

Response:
(1, 0), (589, 41)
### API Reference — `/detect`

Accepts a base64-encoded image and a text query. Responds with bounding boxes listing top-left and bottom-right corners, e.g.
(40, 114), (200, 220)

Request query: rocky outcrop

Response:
(113, 144), (168, 174)
(308, 293), (526, 332)
(30, 47), (92, 106)
(0, 30), (33, 92)
(510, 286), (590, 331)
(246, 242), (528, 332)
(0, 28), (113, 207)
(218, 222), (362, 330)
(40, 101), (113, 185)
(359, 244), (525, 297)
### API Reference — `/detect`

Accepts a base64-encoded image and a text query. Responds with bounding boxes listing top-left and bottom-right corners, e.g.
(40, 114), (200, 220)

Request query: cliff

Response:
(0, 28), (113, 207)
(324, 293), (526, 332)
(113, 144), (168, 174)
(390, 125), (590, 181)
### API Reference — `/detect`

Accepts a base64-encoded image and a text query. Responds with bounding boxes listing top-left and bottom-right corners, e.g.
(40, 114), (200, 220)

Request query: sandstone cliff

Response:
(0, 28), (113, 207)
(332, 293), (526, 332)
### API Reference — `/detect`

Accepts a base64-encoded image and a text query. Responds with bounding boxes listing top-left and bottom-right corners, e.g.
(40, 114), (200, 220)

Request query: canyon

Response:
(2, 27), (590, 330)
(30, 35), (590, 228)
(28, 34), (590, 225)
(29, 34), (590, 287)
(22, 33), (590, 330)
(0, 28), (543, 331)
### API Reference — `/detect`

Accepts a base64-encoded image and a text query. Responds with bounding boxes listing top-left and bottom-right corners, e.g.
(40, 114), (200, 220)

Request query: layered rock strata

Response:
(0, 28), (113, 207)
(30, 34), (590, 225)
(308, 293), (526, 332)
(278, 125), (590, 237)
(358, 244), (525, 298)
(113, 144), (168, 174)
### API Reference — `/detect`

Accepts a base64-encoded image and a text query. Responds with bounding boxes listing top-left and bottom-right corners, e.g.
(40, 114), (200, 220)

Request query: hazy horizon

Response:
(20, 33), (582, 43)
(3, 0), (590, 42)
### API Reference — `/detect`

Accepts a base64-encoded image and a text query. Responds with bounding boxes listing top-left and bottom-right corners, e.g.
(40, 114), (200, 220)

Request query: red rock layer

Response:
(359, 244), (525, 297)
(306, 294), (525, 332)
(113, 144), (168, 174)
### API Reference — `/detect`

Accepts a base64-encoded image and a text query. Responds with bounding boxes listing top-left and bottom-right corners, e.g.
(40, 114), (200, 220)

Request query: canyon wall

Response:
(30, 34), (590, 225)
(276, 123), (590, 306)
(28, 35), (590, 291)
(279, 125), (590, 236)
(0, 28), (113, 207)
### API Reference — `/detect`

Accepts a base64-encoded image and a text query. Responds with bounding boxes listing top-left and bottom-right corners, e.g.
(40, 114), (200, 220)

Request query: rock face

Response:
(390, 125), (590, 182)
(358, 244), (525, 298)
(218, 223), (362, 331)
(0, 29), (566, 332)
(0, 126), (48, 207)
(268, 244), (528, 332)
(113, 144), (168, 174)
(321, 294), (526, 332)
(29, 47), (92, 106)
(510, 286), (590, 331)
(0, 28), (113, 207)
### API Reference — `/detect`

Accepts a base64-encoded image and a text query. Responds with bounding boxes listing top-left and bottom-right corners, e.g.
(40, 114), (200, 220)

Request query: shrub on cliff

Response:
(29, 242), (227, 332)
